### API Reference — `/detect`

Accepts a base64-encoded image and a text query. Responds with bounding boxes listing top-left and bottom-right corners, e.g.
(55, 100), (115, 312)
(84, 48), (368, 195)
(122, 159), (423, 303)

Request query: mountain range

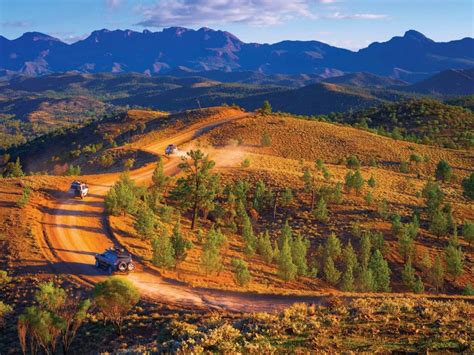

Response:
(1, 27), (473, 82)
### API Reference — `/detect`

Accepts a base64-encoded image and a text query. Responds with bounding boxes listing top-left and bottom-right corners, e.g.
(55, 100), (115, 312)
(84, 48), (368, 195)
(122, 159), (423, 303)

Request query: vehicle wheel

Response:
(118, 262), (127, 272)
(95, 260), (100, 268)
(107, 265), (113, 275)
(127, 262), (135, 271)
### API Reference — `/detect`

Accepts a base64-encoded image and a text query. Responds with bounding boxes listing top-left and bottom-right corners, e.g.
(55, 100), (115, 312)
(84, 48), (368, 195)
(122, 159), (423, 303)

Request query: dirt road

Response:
(40, 113), (327, 312)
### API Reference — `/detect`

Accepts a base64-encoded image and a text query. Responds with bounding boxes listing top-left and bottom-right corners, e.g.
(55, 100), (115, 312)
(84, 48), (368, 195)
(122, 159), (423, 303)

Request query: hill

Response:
(399, 68), (474, 96)
(1, 28), (473, 82)
(330, 99), (474, 149)
(323, 72), (407, 88)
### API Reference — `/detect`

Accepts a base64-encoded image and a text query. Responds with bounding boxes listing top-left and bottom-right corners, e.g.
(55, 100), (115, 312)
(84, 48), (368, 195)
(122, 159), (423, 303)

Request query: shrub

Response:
(231, 258), (251, 286)
(400, 161), (409, 173)
(16, 186), (32, 208)
(65, 164), (81, 176)
(134, 205), (157, 240)
(367, 176), (376, 188)
(171, 218), (193, 265)
(257, 230), (273, 263)
(261, 131), (272, 147)
(93, 277), (139, 334)
(435, 159), (452, 182)
(313, 197), (328, 222)
(241, 158), (250, 168)
(462, 222), (474, 246)
(346, 155), (361, 169)
(0, 301), (12, 327)
(0, 270), (11, 284)
(201, 227), (225, 274)
(463, 283), (474, 296)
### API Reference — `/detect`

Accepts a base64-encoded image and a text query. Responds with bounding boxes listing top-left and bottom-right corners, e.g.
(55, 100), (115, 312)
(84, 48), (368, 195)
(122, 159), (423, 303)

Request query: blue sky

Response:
(0, 0), (472, 50)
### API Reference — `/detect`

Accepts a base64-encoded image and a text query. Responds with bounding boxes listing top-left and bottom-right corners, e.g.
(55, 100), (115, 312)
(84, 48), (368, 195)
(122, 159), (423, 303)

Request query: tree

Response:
(313, 197), (329, 222)
(134, 205), (157, 240)
(422, 180), (444, 215)
(358, 268), (375, 292)
(280, 188), (293, 206)
(261, 131), (272, 147)
(360, 233), (372, 270)
(65, 164), (81, 176)
(291, 234), (309, 276)
(152, 158), (170, 192)
(323, 256), (341, 286)
(3, 157), (24, 177)
(152, 229), (175, 268)
(201, 227), (225, 274)
(278, 220), (292, 249)
(345, 170), (364, 194)
(462, 222), (474, 246)
(430, 209), (448, 238)
(463, 283), (474, 296)
(377, 199), (390, 219)
(325, 233), (342, 260)
(367, 176), (376, 188)
(253, 180), (270, 211)
(398, 230), (415, 262)
(231, 258), (251, 286)
(19, 282), (91, 354)
(346, 155), (361, 169)
(364, 191), (373, 205)
(343, 241), (358, 272)
(445, 236), (464, 279)
(241, 213), (257, 256)
(277, 238), (297, 281)
(170, 150), (220, 229)
(105, 173), (139, 216)
(391, 214), (403, 237)
(435, 159), (452, 182)
(461, 173), (474, 199)
(302, 167), (316, 209)
(93, 277), (139, 334)
(261, 100), (272, 115)
(401, 258), (416, 290)
(341, 266), (355, 292)
(170, 218), (193, 265)
(369, 250), (391, 292)
(257, 230), (274, 263)
(429, 255), (444, 291)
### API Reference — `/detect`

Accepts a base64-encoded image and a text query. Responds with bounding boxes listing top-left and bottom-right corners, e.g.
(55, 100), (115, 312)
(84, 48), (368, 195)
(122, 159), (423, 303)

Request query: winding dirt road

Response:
(40, 113), (330, 312)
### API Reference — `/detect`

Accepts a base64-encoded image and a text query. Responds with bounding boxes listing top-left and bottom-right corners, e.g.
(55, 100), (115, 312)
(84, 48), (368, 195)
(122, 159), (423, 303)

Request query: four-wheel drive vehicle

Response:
(165, 144), (178, 155)
(95, 247), (135, 274)
(70, 180), (89, 199)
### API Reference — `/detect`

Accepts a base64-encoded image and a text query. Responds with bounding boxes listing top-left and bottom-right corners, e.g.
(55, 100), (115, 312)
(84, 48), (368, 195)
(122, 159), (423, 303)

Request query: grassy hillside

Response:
(328, 99), (474, 149)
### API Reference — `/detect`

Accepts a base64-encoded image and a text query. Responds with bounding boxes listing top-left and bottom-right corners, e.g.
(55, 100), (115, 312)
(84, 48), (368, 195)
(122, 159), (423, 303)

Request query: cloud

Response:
(0, 20), (31, 28)
(105, 0), (122, 10)
(136, 0), (316, 27)
(328, 12), (389, 20)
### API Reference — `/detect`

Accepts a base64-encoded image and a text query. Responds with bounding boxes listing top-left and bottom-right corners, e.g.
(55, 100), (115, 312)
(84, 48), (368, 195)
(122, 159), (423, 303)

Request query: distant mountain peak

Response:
(403, 30), (433, 42)
(17, 32), (61, 42)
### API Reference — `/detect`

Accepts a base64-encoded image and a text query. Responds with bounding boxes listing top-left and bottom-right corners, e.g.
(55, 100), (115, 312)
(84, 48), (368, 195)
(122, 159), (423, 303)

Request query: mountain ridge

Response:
(1, 27), (473, 82)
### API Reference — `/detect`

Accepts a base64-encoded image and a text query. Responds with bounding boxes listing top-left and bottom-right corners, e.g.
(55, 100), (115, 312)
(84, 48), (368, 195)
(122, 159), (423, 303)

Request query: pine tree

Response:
(277, 238), (297, 281)
(325, 233), (342, 260)
(430, 255), (444, 291)
(323, 256), (341, 286)
(343, 241), (359, 272)
(360, 233), (372, 270)
(419, 251), (432, 276)
(422, 180), (444, 216)
(391, 214), (403, 237)
(358, 268), (375, 292)
(272, 240), (280, 262)
(170, 218), (193, 265)
(242, 213), (256, 256)
(261, 100), (272, 115)
(461, 173), (474, 199)
(134, 205), (157, 240)
(291, 234), (309, 276)
(170, 150), (220, 230)
(445, 237), (464, 279)
(152, 158), (170, 192)
(302, 167), (316, 209)
(341, 266), (355, 291)
(430, 209), (448, 238)
(253, 180), (268, 211)
(435, 159), (452, 182)
(413, 276), (424, 294)
(401, 258), (416, 290)
(257, 230), (274, 263)
(2, 157), (24, 177)
(152, 229), (175, 268)
(368, 176), (376, 188)
(364, 191), (373, 205)
(231, 258), (251, 286)
(200, 227), (224, 274)
(313, 197), (329, 222)
(462, 222), (474, 246)
(369, 250), (391, 292)
(105, 172), (138, 216)
(278, 220), (292, 249)
(398, 230), (414, 261)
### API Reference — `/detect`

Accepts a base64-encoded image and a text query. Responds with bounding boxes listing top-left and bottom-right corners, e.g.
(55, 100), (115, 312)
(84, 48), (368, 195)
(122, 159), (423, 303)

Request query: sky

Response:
(0, 0), (473, 50)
